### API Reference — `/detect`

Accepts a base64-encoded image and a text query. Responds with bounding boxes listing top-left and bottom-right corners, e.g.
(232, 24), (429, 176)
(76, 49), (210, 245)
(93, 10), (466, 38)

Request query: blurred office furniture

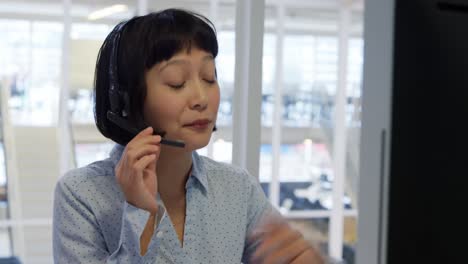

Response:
(0, 257), (21, 264)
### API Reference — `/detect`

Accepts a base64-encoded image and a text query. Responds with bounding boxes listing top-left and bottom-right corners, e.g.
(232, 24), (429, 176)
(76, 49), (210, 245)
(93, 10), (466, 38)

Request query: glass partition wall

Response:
(259, 4), (363, 262)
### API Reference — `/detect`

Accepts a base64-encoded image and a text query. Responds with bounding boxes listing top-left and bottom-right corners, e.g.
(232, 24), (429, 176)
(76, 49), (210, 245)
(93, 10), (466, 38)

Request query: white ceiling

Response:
(0, 0), (364, 35)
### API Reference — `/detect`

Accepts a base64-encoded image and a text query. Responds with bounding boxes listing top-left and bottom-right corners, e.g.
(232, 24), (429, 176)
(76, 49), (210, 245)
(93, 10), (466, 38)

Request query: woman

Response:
(53, 8), (323, 263)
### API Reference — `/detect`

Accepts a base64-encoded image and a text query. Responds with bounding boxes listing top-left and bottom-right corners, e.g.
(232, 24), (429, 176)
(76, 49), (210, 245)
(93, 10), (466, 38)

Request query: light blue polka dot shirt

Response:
(53, 144), (275, 263)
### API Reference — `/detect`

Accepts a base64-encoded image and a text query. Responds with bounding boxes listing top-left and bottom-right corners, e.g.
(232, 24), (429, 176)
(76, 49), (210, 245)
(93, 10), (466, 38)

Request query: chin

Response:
(190, 140), (211, 151)
(182, 135), (211, 151)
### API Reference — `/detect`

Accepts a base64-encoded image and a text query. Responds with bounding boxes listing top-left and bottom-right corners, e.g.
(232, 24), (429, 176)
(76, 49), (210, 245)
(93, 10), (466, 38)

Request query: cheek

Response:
(152, 97), (178, 120)
(152, 94), (188, 128)
(210, 88), (221, 110)
(143, 98), (152, 124)
(143, 93), (174, 127)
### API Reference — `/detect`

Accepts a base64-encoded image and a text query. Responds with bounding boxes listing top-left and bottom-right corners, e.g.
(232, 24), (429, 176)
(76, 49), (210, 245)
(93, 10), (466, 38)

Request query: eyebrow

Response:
(159, 55), (214, 73)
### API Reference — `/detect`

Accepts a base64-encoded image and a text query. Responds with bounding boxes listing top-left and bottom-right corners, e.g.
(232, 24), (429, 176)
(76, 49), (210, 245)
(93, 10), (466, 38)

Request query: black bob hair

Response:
(94, 8), (218, 146)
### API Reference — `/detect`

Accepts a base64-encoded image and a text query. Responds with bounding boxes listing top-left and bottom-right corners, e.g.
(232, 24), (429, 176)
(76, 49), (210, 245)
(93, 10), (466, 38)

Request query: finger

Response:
(127, 134), (162, 151)
(121, 128), (157, 160)
(252, 225), (301, 261)
(117, 142), (160, 189)
(125, 126), (158, 150)
(123, 135), (161, 171)
(147, 137), (162, 173)
(147, 148), (159, 172)
(125, 144), (161, 165)
(115, 154), (155, 191)
(291, 247), (324, 264)
(134, 126), (153, 139)
(131, 154), (157, 177)
(263, 238), (312, 264)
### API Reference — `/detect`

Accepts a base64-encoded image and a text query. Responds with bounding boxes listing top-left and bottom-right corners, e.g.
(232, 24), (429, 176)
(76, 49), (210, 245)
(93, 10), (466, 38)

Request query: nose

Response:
(189, 80), (208, 111)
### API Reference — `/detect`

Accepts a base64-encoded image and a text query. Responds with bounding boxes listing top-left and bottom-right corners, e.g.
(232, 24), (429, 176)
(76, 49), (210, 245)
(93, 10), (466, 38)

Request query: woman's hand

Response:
(115, 127), (161, 214)
(251, 220), (324, 264)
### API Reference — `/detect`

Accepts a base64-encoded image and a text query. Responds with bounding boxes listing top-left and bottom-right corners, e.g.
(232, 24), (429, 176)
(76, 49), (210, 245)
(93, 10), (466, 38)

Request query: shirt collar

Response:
(109, 144), (124, 168)
(190, 151), (209, 192)
(109, 144), (209, 192)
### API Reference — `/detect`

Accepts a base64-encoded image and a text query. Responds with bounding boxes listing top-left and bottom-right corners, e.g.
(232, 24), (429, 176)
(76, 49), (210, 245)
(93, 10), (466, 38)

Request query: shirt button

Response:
(156, 231), (164, 238)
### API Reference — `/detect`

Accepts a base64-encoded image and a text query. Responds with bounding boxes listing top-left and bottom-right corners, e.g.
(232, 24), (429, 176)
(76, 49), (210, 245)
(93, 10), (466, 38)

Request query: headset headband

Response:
(108, 21), (129, 117)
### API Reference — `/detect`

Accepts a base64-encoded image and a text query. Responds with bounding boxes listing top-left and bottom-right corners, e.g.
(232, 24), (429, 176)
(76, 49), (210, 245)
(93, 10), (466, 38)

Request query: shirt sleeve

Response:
(53, 177), (164, 263)
(241, 170), (285, 263)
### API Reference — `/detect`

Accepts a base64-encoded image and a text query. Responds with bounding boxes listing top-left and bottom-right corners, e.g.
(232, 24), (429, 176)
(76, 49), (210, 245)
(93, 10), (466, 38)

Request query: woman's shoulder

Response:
(56, 158), (117, 195)
(54, 159), (124, 229)
(199, 155), (248, 177)
(197, 154), (258, 188)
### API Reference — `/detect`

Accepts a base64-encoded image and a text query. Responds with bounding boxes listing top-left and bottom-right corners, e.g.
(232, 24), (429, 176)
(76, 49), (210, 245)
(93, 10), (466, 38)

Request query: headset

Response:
(106, 21), (185, 148)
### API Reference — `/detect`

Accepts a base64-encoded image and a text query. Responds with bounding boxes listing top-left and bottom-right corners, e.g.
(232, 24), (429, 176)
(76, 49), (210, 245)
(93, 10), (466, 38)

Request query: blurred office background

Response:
(0, 0), (363, 263)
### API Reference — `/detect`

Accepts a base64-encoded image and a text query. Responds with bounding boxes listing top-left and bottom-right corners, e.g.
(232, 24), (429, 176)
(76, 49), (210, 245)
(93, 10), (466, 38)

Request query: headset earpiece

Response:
(121, 90), (130, 117)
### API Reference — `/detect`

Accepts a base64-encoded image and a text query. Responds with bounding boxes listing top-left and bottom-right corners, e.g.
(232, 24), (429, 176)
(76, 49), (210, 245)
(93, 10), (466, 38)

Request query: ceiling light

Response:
(88, 4), (128, 21)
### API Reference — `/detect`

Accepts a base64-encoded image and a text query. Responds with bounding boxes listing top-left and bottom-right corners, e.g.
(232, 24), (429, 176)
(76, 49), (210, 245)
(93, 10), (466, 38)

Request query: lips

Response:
(183, 119), (211, 127)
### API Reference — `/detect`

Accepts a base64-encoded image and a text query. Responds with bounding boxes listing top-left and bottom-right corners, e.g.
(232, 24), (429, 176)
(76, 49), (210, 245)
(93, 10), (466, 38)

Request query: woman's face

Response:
(143, 47), (220, 151)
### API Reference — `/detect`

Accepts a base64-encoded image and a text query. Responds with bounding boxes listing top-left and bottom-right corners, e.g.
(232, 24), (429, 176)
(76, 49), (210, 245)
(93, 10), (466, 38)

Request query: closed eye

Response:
(168, 82), (185, 89)
(204, 79), (216, 84)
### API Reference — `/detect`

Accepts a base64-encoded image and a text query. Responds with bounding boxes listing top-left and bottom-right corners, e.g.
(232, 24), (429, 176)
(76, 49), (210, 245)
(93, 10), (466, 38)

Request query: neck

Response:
(156, 146), (193, 201)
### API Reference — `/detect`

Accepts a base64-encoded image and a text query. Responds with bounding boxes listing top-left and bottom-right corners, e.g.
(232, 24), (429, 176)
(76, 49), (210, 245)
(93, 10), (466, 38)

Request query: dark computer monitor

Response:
(357, 0), (468, 263)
